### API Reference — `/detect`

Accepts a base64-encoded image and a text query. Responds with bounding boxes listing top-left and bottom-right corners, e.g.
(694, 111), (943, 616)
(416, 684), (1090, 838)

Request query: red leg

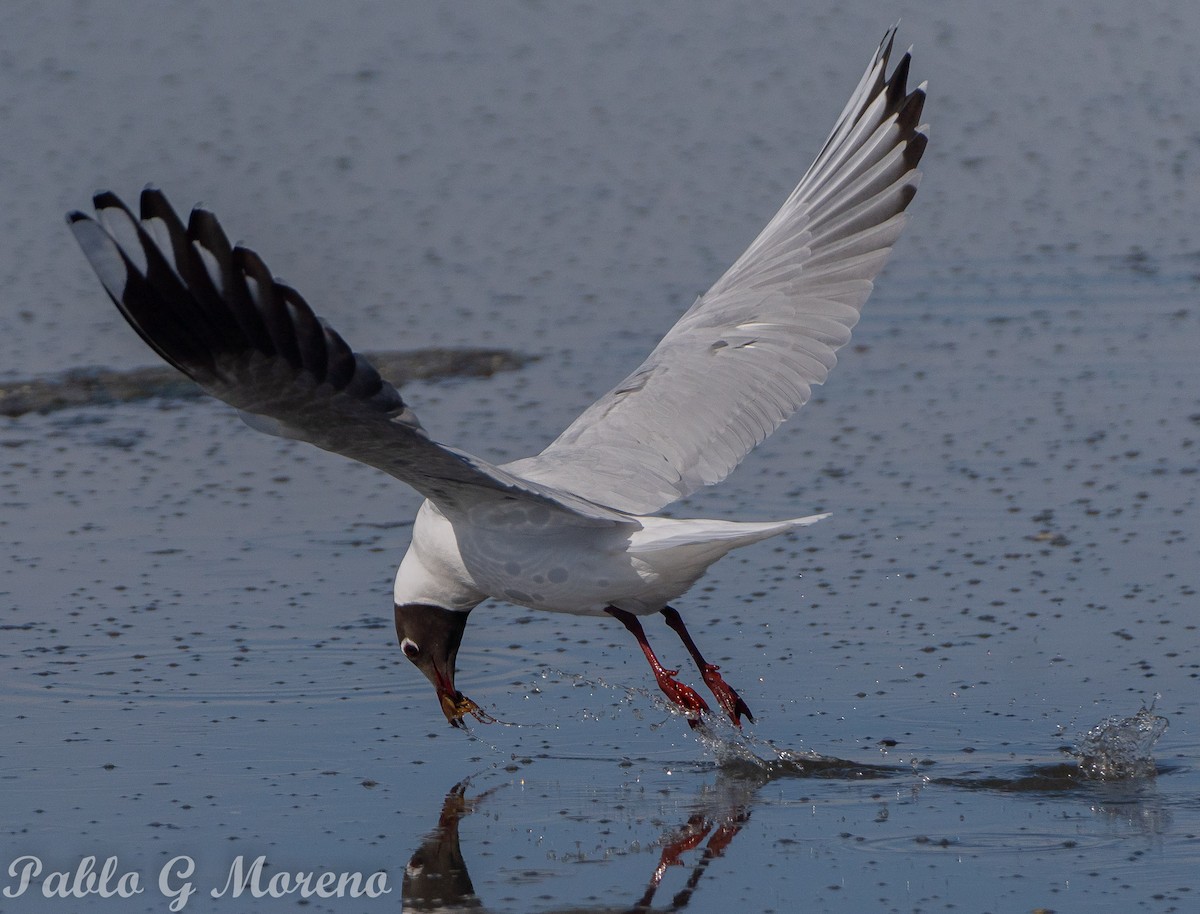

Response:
(661, 606), (754, 727)
(606, 607), (709, 726)
(649, 815), (712, 892)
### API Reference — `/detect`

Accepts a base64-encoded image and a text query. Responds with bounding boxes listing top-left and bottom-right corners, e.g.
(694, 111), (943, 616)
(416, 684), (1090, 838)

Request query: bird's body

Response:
(398, 500), (828, 617)
(67, 28), (927, 728)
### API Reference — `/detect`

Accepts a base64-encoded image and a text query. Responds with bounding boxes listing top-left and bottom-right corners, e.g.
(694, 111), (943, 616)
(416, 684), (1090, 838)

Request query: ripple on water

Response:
(851, 828), (1126, 856)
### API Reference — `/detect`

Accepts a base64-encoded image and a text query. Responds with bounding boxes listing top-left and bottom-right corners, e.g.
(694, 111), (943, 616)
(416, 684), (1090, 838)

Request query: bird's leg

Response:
(605, 607), (710, 726)
(637, 814), (713, 909)
(661, 606), (754, 727)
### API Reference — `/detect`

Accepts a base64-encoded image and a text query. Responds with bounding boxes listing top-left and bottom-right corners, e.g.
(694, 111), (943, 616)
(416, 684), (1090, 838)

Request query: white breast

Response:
(395, 500), (673, 616)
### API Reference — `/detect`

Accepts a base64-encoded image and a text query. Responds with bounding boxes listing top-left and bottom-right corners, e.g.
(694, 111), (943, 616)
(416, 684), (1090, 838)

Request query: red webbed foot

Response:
(699, 664), (754, 728)
(650, 666), (711, 726)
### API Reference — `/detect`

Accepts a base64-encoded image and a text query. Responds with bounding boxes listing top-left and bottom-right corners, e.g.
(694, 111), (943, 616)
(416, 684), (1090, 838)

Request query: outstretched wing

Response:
(67, 189), (625, 526)
(508, 29), (927, 514)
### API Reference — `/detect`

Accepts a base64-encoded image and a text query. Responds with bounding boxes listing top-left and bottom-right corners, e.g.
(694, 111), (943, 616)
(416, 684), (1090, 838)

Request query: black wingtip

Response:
(885, 51), (913, 108)
(92, 189), (126, 211)
(894, 80), (926, 136)
(65, 210), (89, 226)
(904, 130), (929, 171)
(187, 205), (224, 232)
(879, 25), (898, 63)
(139, 185), (168, 212)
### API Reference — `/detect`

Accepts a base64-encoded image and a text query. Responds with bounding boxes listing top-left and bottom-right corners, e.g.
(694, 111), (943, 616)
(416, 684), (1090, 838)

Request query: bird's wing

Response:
(507, 29), (927, 514)
(67, 189), (626, 527)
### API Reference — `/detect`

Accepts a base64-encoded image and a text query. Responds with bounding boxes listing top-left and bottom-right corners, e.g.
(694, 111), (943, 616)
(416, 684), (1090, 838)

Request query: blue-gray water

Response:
(2, 2), (1198, 912)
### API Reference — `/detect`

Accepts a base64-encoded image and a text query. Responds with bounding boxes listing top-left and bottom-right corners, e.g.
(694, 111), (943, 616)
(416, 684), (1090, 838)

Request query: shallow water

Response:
(2, 2), (1199, 912)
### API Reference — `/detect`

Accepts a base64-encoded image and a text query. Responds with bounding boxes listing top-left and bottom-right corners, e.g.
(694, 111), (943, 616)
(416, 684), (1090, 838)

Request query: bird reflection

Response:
(633, 806), (749, 913)
(402, 781), (487, 911)
(401, 736), (1165, 911)
(401, 779), (751, 914)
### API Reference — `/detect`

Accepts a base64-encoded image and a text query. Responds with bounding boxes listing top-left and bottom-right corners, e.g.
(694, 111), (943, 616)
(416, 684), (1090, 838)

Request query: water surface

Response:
(2, 2), (1198, 912)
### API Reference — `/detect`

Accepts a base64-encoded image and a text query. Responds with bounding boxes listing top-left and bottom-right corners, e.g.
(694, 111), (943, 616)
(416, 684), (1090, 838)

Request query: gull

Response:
(67, 29), (926, 730)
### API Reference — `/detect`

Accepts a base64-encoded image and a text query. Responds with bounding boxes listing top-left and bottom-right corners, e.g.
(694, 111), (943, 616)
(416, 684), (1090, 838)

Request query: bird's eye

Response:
(400, 637), (420, 659)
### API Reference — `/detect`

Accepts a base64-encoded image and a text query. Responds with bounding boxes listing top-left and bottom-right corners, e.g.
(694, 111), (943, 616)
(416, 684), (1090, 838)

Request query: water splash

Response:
(696, 702), (1171, 788)
(693, 724), (898, 781)
(1071, 702), (1168, 780)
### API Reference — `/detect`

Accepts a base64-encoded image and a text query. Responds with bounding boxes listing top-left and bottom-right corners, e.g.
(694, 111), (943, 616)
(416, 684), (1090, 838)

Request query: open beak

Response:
(431, 663), (468, 728)
(430, 662), (493, 729)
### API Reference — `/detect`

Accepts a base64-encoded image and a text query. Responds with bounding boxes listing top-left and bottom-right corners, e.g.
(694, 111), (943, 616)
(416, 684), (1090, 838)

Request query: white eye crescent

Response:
(400, 638), (420, 659)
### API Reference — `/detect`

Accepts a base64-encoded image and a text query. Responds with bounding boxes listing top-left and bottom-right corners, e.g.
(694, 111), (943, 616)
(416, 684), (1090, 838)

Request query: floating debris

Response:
(0, 348), (533, 417)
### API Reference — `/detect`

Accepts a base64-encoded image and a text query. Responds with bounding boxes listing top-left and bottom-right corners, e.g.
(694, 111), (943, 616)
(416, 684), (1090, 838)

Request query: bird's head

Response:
(394, 603), (486, 728)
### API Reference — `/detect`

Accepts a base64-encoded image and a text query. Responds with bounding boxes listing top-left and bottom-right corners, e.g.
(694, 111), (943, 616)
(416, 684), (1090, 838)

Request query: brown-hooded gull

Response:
(67, 28), (926, 729)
